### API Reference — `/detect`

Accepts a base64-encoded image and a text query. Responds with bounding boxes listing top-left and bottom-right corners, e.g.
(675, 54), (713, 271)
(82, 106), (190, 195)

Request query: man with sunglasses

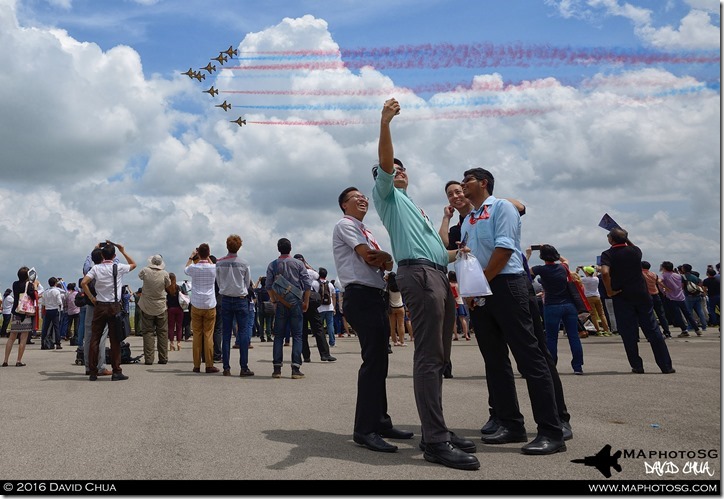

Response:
(460, 167), (565, 456)
(371, 98), (480, 471)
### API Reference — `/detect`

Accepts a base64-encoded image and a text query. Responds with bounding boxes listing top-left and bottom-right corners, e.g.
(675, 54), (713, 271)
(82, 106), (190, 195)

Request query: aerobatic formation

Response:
(181, 44), (245, 128)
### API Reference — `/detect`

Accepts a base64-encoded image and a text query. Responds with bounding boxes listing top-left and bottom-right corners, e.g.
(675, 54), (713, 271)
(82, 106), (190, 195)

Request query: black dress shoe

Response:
(562, 422), (573, 441)
(481, 426), (528, 444)
(661, 367), (676, 374)
(353, 432), (398, 453)
(419, 431), (476, 453)
(480, 416), (500, 435)
(379, 427), (414, 440)
(89, 374), (98, 381)
(423, 441), (480, 471)
(521, 435), (566, 455)
(111, 373), (129, 381)
(631, 367), (645, 374)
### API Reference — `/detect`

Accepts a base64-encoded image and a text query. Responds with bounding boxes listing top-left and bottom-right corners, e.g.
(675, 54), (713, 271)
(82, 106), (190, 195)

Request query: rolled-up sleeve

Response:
(493, 200), (520, 251)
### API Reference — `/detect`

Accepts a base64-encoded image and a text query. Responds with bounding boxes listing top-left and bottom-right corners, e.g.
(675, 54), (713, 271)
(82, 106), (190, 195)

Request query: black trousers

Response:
(302, 307), (330, 360)
(343, 285), (393, 435)
(470, 274), (562, 439)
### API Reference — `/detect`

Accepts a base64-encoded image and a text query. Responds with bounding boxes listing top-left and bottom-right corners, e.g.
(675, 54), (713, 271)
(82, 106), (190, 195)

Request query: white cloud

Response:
(0, 7), (719, 292)
(636, 9), (720, 50)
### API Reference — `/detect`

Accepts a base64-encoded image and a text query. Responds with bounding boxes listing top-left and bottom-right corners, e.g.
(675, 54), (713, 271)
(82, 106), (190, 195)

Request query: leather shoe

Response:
(205, 366), (220, 373)
(631, 367), (645, 374)
(661, 367), (676, 374)
(192, 367), (201, 373)
(423, 441), (480, 471)
(98, 369), (112, 376)
(480, 416), (500, 435)
(481, 426), (527, 444)
(89, 374), (98, 381)
(562, 422), (573, 441)
(379, 427), (414, 440)
(111, 373), (129, 381)
(419, 432), (476, 454)
(521, 435), (566, 455)
(321, 355), (337, 362)
(353, 432), (398, 453)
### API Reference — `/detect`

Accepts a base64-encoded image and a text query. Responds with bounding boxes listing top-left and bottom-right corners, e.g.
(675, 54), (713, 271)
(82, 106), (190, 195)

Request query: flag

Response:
(598, 213), (620, 231)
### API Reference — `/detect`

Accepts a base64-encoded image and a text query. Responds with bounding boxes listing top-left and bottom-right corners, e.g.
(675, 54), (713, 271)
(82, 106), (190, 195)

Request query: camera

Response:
(530, 245), (542, 251)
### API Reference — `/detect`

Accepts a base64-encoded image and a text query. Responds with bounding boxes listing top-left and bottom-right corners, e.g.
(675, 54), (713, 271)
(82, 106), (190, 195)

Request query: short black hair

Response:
(681, 263), (692, 273)
(444, 180), (461, 193)
(91, 248), (103, 264)
(661, 261), (674, 271)
(101, 244), (115, 261)
(277, 238), (292, 255)
(641, 260), (651, 270)
(338, 186), (358, 212)
(539, 244), (560, 263)
(319, 267), (328, 278)
(462, 167), (495, 195)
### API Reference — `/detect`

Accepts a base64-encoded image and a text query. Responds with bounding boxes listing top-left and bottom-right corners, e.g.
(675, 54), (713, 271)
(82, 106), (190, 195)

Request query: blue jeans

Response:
(543, 302), (583, 373)
(221, 296), (250, 370)
(320, 310), (335, 346)
(244, 301), (256, 344)
(684, 295), (707, 330)
(706, 295), (719, 326)
(272, 297), (303, 370)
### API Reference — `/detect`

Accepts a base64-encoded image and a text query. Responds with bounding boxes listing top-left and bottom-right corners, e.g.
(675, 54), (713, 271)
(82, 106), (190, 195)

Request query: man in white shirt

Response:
(184, 243), (219, 374)
(82, 241), (136, 381)
(40, 277), (64, 350)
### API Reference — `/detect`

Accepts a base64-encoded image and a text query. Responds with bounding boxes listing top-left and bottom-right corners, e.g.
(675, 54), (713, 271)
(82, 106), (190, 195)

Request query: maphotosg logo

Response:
(625, 449), (718, 477)
(572, 445), (719, 478)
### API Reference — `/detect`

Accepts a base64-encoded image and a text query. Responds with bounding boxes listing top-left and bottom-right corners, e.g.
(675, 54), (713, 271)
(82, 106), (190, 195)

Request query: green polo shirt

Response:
(372, 167), (448, 267)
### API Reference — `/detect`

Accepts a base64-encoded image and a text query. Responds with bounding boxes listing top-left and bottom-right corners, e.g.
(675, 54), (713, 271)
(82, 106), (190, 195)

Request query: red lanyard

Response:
(468, 205), (490, 225)
(345, 216), (380, 250)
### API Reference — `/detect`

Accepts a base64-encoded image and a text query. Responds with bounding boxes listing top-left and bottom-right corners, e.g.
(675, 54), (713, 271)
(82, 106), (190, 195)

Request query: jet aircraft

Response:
(200, 62), (216, 74)
(231, 117), (246, 127)
(181, 67), (195, 78)
(223, 45), (239, 58)
(193, 71), (206, 82)
(203, 86), (219, 97)
(212, 54), (228, 65)
(215, 101), (232, 112)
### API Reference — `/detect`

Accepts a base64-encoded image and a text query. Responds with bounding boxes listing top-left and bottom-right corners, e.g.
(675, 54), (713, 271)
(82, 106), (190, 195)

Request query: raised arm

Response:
(378, 98), (400, 174)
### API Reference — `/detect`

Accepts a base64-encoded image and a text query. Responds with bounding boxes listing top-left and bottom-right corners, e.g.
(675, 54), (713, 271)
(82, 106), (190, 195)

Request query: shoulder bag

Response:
(16, 281), (36, 315)
(563, 263), (590, 314)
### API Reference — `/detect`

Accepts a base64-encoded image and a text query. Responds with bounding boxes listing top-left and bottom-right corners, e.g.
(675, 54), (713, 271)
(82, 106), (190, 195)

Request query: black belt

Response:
(397, 258), (447, 273)
(345, 283), (387, 297)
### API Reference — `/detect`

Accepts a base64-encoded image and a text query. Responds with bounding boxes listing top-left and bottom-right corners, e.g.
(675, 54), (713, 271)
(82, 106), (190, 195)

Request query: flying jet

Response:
(231, 117), (246, 127)
(223, 45), (239, 58)
(181, 67), (195, 78)
(215, 100), (232, 112)
(193, 71), (206, 82)
(571, 445), (623, 478)
(203, 86), (219, 97)
(212, 53), (228, 65)
(200, 62), (216, 74)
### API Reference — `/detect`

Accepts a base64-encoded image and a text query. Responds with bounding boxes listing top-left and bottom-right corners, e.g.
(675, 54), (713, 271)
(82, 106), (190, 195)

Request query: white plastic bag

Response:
(454, 252), (492, 297)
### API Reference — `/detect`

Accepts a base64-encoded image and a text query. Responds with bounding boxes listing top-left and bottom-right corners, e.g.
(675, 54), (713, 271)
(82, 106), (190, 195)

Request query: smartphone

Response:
(530, 244), (542, 251)
(596, 255), (602, 266)
(460, 232), (469, 248)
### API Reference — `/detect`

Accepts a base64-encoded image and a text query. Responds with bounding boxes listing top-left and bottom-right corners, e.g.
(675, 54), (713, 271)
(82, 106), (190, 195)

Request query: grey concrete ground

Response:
(0, 328), (720, 494)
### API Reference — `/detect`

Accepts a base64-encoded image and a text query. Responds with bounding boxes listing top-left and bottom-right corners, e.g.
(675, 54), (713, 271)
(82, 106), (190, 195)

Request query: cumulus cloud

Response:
(0, 4), (719, 291)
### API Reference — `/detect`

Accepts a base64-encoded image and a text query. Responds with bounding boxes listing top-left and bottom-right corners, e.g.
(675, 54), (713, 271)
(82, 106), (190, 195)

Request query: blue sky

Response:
(0, 0), (720, 292)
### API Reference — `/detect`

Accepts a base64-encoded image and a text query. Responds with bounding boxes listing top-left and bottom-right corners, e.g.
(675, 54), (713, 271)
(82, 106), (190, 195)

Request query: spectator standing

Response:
(2, 267), (35, 367)
(138, 255), (171, 365)
(166, 273), (184, 352)
(641, 261), (671, 339)
(316, 268), (337, 348)
(373, 98), (479, 470)
(600, 229), (675, 374)
(2, 289), (14, 337)
(701, 268), (720, 327)
(184, 244), (219, 374)
(215, 234), (255, 377)
(659, 261), (701, 337)
(386, 272), (406, 346)
(64, 282), (81, 345)
(294, 254), (335, 363)
(81, 241), (136, 381)
(266, 238), (313, 379)
(40, 277), (64, 350)
(681, 264), (708, 332)
(81, 247), (112, 377)
(577, 266), (611, 336)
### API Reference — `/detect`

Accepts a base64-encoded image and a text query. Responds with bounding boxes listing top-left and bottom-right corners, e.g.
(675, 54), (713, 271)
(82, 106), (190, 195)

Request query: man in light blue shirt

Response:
(372, 98), (479, 471)
(460, 167), (564, 455)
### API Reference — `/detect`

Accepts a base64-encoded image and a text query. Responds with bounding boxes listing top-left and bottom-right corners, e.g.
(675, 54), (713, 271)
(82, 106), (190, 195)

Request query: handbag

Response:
(454, 252), (492, 297)
(563, 264), (590, 314)
(16, 281), (36, 315)
(111, 264), (130, 342)
(262, 300), (276, 316)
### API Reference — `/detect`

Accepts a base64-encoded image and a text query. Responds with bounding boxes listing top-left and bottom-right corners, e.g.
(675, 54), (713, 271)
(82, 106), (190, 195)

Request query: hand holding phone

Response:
(530, 244), (542, 251)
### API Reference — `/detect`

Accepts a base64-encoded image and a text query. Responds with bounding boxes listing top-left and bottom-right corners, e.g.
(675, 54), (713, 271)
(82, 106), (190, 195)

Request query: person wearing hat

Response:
(576, 264), (612, 336)
(137, 254), (171, 365)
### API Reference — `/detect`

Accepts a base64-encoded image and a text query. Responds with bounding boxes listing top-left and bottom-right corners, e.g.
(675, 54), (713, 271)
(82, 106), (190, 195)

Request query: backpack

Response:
(308, 285), (322, 310)
(319, 280), (332, 306)
(74, 291), (88, 307)
(105, 341), (143, 364)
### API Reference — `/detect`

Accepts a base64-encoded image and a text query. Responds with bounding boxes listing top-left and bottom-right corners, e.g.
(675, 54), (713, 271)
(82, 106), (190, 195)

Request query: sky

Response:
(0, 0), (720, 294)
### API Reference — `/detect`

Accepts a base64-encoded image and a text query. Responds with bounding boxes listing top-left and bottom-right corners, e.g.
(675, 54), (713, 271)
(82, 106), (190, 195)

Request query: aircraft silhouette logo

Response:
(571, 444), (623, 478)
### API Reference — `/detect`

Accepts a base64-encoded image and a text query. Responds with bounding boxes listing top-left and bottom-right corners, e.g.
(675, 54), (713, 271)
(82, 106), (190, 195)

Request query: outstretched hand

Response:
(382, 98), (400, 124)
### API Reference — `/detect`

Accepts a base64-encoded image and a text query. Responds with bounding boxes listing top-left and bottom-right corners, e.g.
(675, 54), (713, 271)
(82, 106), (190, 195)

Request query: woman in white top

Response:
(386, 273), (407, 346)
(1, 289), (14, 337)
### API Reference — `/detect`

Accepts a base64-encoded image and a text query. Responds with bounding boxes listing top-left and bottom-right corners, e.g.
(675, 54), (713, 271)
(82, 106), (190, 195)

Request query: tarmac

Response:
(0, 327), (721, 495)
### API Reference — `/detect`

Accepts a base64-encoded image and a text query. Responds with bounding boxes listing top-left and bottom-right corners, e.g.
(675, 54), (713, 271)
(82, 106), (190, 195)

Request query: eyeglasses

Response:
(345, 194), (369, 203)
(394, 167), (406, 176)
(461, 176), (479, 184)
